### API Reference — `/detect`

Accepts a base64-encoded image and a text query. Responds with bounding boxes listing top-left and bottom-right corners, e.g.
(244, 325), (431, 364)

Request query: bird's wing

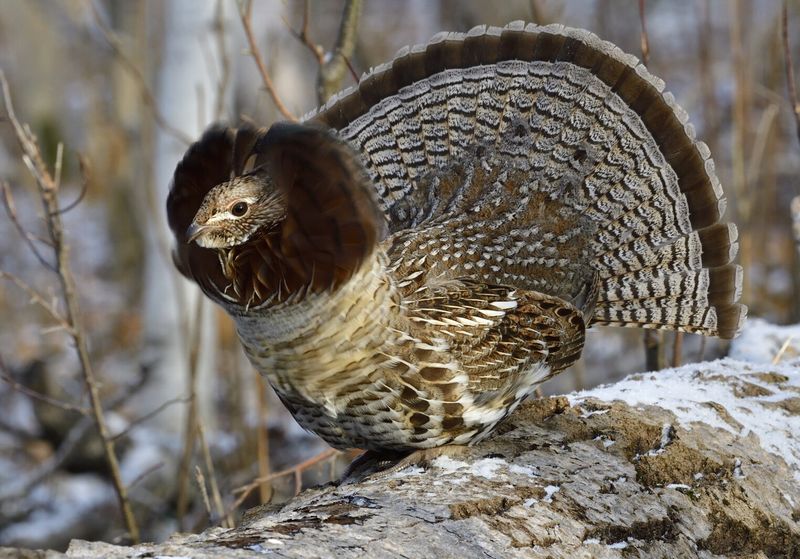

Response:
(401, 279), (585, 400)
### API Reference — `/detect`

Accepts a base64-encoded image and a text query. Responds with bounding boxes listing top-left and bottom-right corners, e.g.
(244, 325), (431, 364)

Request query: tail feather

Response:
(304, 22), (747, 338)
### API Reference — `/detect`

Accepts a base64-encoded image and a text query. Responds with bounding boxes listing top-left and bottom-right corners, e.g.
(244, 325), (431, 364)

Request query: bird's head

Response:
(187, 172), (286, 249)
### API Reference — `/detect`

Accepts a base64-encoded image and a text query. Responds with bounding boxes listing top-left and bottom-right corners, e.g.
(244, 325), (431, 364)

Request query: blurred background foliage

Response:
(0, 0), (798, 550)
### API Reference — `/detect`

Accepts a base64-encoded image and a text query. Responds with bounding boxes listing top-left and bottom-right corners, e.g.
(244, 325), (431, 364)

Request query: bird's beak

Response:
(186, 222), (208, 244)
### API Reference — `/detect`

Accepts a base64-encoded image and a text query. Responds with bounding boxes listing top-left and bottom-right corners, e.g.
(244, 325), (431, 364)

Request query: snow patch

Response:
(431, 456), (470, 474)
(543, 485), (560, 503)
(733, 458), (745, 479)
(666, 483), (692, 490)
(509, 463), (538, 476)
(392, 465), (424, 478)
(470, 457), (506, 479)
(431, 456), (512, 480)
(730, 318), (800, 365)
(568, 358), (800, 479)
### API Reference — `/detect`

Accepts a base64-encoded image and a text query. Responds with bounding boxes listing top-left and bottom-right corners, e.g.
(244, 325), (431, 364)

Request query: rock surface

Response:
(9, 357), (796, 558)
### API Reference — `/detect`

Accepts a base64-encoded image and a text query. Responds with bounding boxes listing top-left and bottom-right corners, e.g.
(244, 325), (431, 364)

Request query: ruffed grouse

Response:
(167, 23), (746, 452)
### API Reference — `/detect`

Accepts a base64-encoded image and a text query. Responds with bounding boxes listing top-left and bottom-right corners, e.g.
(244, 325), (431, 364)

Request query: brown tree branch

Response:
(0, 270), (72, 333)
(1, 180), (57, 273)
(227, 448), (340, 518)
(638, 0), (650, 66)
(237, 0), (298, 122)
(0, 356), (87, 415)
(316, 0), (362, 105)
(254, 373), (273, 504)
(0, 69), (141, 544)
(286, 0), (325, 67)
(783, 0), (800, 145)
(176, 296), (205, 530)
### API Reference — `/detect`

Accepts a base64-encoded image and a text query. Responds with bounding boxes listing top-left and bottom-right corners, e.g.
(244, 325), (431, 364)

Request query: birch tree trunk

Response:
(138, 0), (233, 433)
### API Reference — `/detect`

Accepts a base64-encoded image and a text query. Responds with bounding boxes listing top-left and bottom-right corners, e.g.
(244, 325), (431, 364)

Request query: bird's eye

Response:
(231, 201), (248, 217)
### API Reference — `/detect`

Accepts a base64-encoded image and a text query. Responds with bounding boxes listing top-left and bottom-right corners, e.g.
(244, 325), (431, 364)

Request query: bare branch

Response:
(1, 182), (57, 272)
(772, 335), (795, 364)
(0, 68), (140, 543)
(638, 0), (650, 66)
(317, 0), (362, 104)
(783, 0), (800, 144)
(86, 0), (193, 145)
(0, 356), (87, 415)
(198, 423), (232, 528)
(0, 414), (95, 502)
(195, 466), (213, 519)
(227, 448), (339, 518)
(54, 154), (90, 215)
(237, 0), (298, 121)
(0, 271), (71, 332)
(110, 396), (191, 442)
(176, 297), (205, 529)
(286, 0), (325, 66)
(254, 373), (273, 504)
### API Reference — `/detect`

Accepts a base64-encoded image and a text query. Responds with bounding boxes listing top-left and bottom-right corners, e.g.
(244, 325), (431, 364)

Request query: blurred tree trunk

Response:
(138, 0), (233, 434)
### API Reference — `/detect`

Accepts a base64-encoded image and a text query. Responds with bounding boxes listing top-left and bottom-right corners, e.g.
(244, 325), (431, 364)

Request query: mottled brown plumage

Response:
(166, 23), (746, 451)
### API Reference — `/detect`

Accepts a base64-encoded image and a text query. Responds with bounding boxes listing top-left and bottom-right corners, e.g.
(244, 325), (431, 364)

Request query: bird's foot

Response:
(389, 444), (469, 472)
(339, 445), (468, 484)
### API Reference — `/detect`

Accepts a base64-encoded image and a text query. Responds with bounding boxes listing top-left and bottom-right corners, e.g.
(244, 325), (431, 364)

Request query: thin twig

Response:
(110, 396), (191, 442)
(316, 0), (362, 104)
(286, 0), (324, 66)
(198, 423), (233, 528)
(176, 296), (205, 529)
(1, 181), (57, 272)
(254, 373), (273, 504)
(0, 356), (87, 415)
(747, 103), (779, 188)
(638, 0), (650, 66)
(0, 69), (140, 543)
(195, 466), (212, 519)
(237, 0), (297, 121)
(55, 154), (90, 215)
(0, 271), (72, 333)
(0, 414), (94, 501)
(783, 0), (800, 144)
(772, 335), (795, 364)
(86, 0), (192, 145)
(227, 448), (339, 516)
(1, 367), (150, 502)
(127, 461), (165, 490)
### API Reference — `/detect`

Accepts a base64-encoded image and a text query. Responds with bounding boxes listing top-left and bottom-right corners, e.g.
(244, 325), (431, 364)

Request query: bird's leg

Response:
(339, 445), (469, 484)
(388, 444), (470, 472)
(339, 449), (407, 484)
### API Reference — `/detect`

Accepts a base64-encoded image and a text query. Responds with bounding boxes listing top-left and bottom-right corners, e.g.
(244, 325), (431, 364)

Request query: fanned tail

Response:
(304, 22), (745, 339)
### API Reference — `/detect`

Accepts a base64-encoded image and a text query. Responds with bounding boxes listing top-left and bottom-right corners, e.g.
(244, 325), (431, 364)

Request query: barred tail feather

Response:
(302, 21), (747, 338)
